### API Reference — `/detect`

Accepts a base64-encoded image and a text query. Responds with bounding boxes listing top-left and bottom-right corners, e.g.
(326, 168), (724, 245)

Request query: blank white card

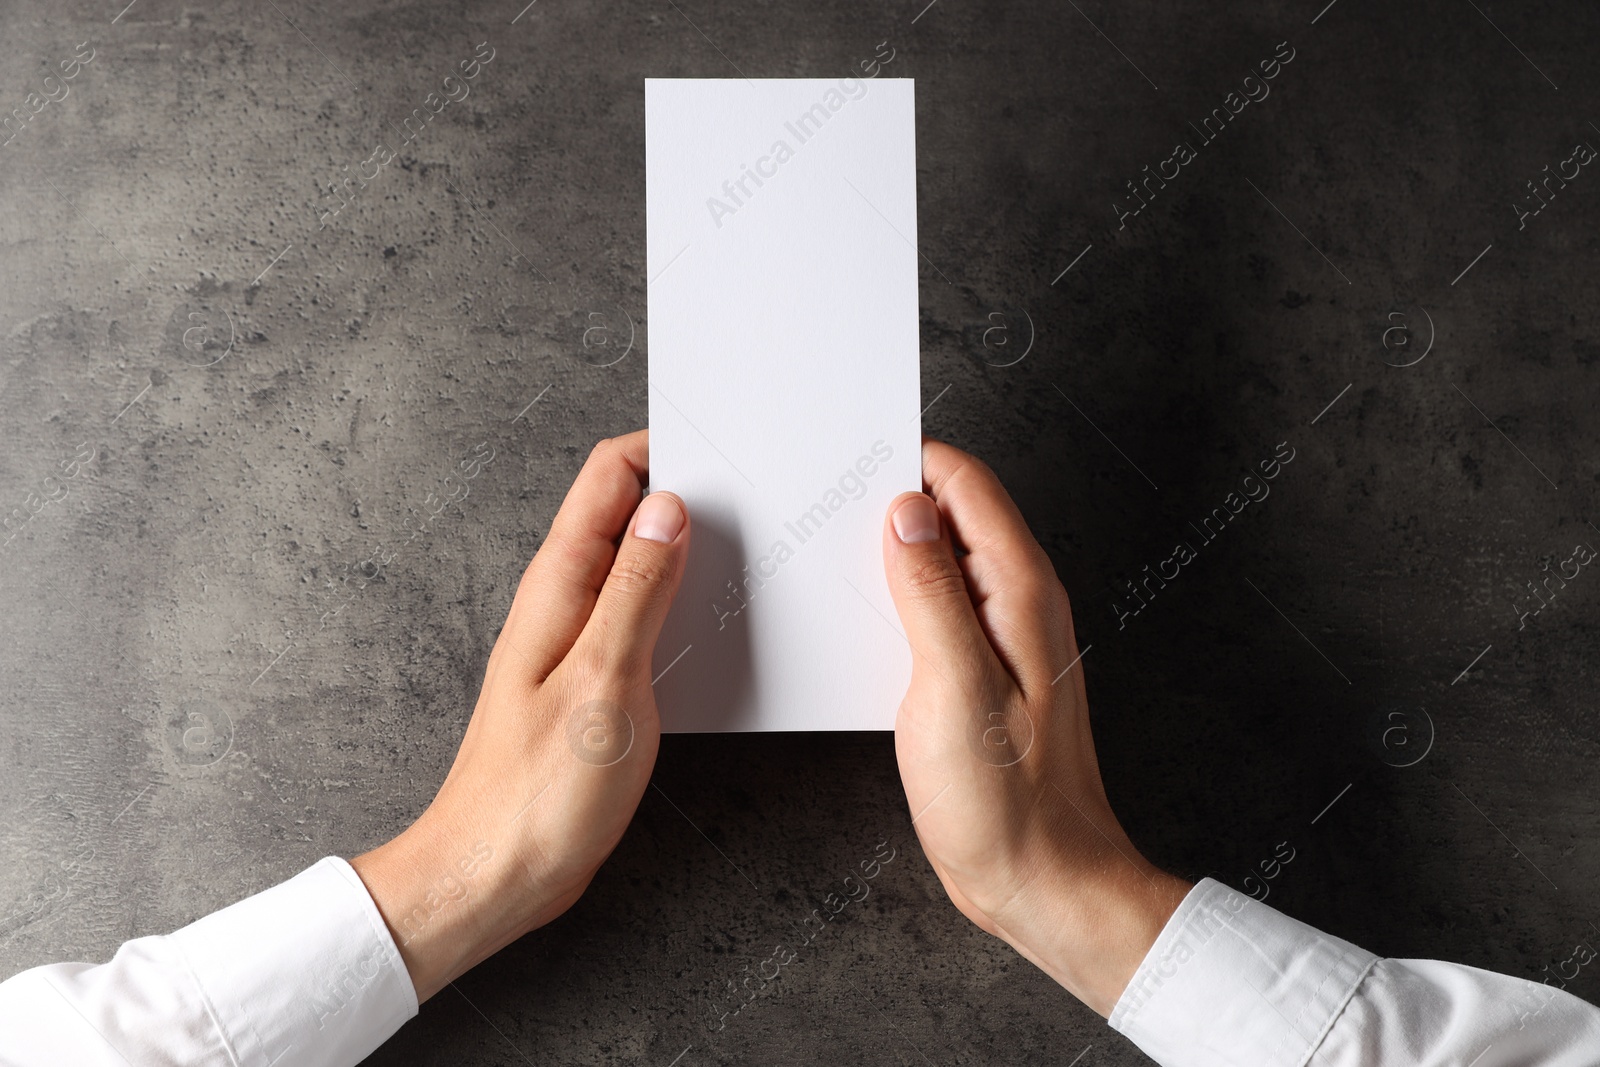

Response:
(645, 78), (920, 732)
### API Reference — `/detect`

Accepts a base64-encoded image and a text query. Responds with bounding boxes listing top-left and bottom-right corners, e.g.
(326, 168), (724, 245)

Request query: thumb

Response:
(571, 491), (690, 680)
(882, 492), (996, 678)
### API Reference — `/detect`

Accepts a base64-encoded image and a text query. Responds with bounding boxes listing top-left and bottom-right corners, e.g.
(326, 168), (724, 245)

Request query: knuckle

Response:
(1031, 589), (1072, 649)
(1047, 573), (1073, 614)
(900, 553), (968, 602)
(947, 449), (992, 483)
(512, 551), (550, 607)
(607, 547), (673, 598)
(515, 553), (539, 593)
(584, 436), (619, 470)
(1036, 583), (1069, 628)
(1023, 544), (1061, 590)
(963, 452), (997, 480)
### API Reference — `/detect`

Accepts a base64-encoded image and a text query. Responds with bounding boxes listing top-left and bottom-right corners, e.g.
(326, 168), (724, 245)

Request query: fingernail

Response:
(892, 495), (940, 544)
(634, 493), (685, 543)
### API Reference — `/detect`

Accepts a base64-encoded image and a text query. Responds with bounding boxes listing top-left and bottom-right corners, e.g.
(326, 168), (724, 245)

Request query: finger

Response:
(882, 490), (1002, 685)
(918, 439), (1074, 694)
(568, 490), (690, 683)
(497, 431), (651, 683)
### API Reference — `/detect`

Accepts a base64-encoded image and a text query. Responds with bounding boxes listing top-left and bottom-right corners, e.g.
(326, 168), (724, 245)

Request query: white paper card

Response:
(645, 77), (920, 732)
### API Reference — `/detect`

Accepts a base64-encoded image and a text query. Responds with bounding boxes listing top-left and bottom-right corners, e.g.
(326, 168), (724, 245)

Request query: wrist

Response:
(349, 810), (539, 1002)
(992, 848), (1191, 1017)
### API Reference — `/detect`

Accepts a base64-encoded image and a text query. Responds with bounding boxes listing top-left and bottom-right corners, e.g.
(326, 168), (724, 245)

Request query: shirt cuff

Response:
(1109, 877), (1377, 1067)
(170, 855), (419, 1067)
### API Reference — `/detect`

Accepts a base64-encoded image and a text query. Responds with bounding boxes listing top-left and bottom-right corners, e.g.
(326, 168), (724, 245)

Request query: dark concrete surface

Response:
(2, 0), (1598, 1063)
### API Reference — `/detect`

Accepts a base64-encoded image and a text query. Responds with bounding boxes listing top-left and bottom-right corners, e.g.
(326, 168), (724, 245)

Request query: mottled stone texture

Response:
(1, 0), (1597, 1063)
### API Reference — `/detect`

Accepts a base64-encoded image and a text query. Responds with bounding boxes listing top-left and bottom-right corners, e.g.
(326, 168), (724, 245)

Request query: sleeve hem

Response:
(327, 855), (420, 1018)
(1109, 877), (1379, 1067)
(170, 855), (421, 1067)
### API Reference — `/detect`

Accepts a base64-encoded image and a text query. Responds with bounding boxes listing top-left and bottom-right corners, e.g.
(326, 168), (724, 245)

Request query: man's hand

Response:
(882, 438), (1191, 1017)
(351, 430), (687, 1002)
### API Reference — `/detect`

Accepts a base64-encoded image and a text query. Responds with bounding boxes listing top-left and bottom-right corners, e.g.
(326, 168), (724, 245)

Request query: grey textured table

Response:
(2, 1), (1597, 1064)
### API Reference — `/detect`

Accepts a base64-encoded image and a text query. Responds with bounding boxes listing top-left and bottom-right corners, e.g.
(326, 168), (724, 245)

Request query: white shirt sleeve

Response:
(0, 856), (418, 1067)
(1110, 877), (1600, 1067)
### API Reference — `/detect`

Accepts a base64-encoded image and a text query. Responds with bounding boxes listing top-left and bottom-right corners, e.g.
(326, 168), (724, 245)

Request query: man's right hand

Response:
(881, 438), (1192, 1018)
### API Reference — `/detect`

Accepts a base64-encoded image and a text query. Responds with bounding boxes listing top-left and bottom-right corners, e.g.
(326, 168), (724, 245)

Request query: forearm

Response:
(0, 858), (416, 1067)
